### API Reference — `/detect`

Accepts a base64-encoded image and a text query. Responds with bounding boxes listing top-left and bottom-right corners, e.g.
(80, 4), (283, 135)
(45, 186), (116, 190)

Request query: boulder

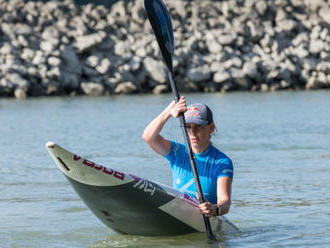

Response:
(114, 82), (137, 94)
(143, 57), (167, 84)
(81, 82), (104, 96)
(186, 65), (211, 83)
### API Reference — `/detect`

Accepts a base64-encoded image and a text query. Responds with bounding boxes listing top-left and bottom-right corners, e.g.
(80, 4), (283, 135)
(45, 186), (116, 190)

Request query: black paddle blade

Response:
(144, 0), (174, 71)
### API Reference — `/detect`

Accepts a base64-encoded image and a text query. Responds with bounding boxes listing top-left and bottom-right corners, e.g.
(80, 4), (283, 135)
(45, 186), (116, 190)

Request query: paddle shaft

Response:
(168, 72), (215, 239)
(144, 0), (215, 239)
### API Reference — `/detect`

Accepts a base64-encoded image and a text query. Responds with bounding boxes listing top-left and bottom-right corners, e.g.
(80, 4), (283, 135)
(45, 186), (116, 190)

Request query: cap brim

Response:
(185, 117), (209, 126)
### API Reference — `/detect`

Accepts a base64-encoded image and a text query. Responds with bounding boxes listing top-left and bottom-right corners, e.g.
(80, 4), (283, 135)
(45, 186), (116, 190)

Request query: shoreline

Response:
(0, 0), (329, 99)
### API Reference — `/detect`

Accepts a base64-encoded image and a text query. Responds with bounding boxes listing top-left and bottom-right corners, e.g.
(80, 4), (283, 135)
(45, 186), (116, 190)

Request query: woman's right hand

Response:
(169, 96), (187, 118)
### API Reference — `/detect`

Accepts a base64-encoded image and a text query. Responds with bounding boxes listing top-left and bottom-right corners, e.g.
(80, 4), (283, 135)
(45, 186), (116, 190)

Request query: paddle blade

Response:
(144, 0), (174, 71)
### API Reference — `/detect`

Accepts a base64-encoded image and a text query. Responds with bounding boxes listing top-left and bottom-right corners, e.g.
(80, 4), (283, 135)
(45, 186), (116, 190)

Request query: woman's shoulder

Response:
(166, 140), (186, 157)
(210, 145), (233, 165)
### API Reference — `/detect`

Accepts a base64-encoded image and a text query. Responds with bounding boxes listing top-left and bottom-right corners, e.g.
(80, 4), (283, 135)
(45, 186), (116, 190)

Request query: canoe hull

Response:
(46, 141), (238, 236)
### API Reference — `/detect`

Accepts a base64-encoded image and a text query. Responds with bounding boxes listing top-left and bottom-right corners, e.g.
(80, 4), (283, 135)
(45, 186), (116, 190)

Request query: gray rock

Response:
(210, 61), (225, 73)
(171, 0), (188, 19)
(6, 73), (30, 89)
(187, 65), (211, 83)
(129, 56), (141, 72)
(107, 1), (127, 25)
(40, 40), (57, 53)
(81, 82), (104, 96)
(224, 57), (243, 69)
(17, 35), (29, 47)
(243, 61), (258, 78)
(32, 51), (47, 65)
(27, 66), (39, 78)
(309, 40), (325, 54)
(82, 65), (99, 77)
(0, 43), (15, 55)
(113, 69), (134, 83)
(0, 78), (14, 93)
(59, 45), (82, 74)
(42, 26), (60, 40)
(247, 21), (264, 41)
(317, 72), (327, 85)
(21, 48), (35, 61)
(47, 66), (61, 79)
(75, 31), (106, 53)
(60, 71), (80, 89)
(260, 83), (269, 92)
(230, 67), (250, 89)
(114, 82), (137, 94)
(217, 34), (236, 45)
(86, 55), (101, 68)
(292, 32), (309, 47)
(14, 88), (27, 99)
(114, 41), (131, 56)
(208, 40), (223, 54)
(316, 62), (330, 73)
(129, 0), (146, 24)
(213, 70), (230, 83)
(96, 58), (111, 74)
(276, 9), (286, 22)
(104, 76), (119, 87)
(134, 69), (148, 86)
(143, 57), (167, 83)
(319, 7), (330, 23)
(16, 23), (33, 35)
(1, 23), (16, 37)
(277, 19), (297, 32)
(255, 1), (267, 16)
(48, 56), (62, 67)
(152, 84), (168, 94)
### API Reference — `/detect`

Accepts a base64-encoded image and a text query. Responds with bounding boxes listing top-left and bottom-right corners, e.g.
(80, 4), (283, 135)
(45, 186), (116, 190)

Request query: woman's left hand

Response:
(199, 201), (217, 217)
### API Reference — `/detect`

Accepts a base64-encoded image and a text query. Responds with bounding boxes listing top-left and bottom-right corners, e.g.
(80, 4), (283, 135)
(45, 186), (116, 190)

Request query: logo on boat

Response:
(73, 154), (125, 180)
(133, 179), (156, 196)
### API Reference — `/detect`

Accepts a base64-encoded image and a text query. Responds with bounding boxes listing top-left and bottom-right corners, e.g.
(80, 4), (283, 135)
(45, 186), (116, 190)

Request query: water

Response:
(1, 91), (329, 248)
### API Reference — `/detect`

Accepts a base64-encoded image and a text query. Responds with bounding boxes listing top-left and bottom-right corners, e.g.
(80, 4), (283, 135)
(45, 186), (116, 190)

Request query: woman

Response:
(142, 96), (233, 217)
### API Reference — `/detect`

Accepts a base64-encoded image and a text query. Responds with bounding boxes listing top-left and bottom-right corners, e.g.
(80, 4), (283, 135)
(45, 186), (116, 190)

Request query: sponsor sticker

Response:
(72, 154), (125, 180)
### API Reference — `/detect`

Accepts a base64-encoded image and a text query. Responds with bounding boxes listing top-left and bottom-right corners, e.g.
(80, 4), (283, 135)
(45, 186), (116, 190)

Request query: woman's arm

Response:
(142, 96), (187, 156)
(216, 176), (232, 215)
(199, 177), (232, 217)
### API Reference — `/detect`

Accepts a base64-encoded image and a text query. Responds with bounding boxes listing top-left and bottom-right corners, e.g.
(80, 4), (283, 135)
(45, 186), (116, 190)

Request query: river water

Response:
(1, 91), (329, 248)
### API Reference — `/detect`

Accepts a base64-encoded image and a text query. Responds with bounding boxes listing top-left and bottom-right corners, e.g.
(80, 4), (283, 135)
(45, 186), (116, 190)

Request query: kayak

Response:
(46, 141), (239, 236)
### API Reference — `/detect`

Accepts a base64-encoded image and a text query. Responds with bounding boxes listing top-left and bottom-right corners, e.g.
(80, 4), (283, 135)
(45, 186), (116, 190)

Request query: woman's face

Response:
(186, 123), (215, 153)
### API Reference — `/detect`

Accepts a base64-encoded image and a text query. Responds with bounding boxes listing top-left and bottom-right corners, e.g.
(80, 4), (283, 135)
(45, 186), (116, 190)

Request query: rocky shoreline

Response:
(0, 0), (329, 99)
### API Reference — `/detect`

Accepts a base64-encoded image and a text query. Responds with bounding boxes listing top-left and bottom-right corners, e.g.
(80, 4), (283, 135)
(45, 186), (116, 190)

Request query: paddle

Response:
(144, 0), (216, 240)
